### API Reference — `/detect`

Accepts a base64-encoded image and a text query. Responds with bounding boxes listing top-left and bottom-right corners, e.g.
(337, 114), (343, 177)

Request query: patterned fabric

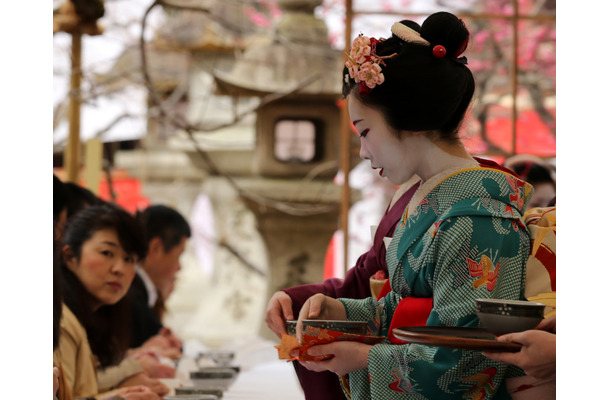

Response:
(339, 167), (532, 400)
(522, 206), (556, 317)
(275, 327), (385, 362)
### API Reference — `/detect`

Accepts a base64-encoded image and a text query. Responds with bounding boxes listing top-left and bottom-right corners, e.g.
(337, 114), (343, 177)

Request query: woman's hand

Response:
(100, 385), (161, 400)
(296, 294), (346, 344)
(135, 333), (183, 360)
(482, 316), (556, 379)
(53, 367), (60, 396)
(536, 314), (556, 333)
(157, 327), (182, 349)
(116, 372), (170, 396)
(264, 291), (294, 338)
(299, 341), (371, 376)
(130, 351), (176, 378)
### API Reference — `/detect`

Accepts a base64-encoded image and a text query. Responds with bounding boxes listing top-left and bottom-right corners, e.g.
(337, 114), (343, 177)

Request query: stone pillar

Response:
(236, 178), (342, 340)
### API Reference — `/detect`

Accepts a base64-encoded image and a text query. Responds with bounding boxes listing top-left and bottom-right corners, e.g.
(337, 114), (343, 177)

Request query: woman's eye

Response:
(124, 256), (135, 264)
(101, 250), (113, 257)
(359, 128), (369, 138)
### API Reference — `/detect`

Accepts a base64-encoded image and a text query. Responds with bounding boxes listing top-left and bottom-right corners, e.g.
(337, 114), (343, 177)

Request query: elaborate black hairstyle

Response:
(342, 11), (474, 138)
(61, 203), (146, 367)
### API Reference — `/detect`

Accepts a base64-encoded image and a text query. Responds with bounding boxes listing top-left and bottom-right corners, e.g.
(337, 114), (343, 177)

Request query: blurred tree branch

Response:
(139, 0), (336, 217)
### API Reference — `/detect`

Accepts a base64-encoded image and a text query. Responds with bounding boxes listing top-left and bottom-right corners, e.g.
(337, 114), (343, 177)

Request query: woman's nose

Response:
(112, 259), (127, 274)
(359, 144), (370, 160)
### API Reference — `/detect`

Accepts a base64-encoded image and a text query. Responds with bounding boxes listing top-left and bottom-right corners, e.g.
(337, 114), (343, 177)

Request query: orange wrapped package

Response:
(275, 326), (386, 362)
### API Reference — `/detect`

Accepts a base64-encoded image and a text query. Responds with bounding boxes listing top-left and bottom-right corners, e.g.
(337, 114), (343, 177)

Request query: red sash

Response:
(377, 279), (434, 344)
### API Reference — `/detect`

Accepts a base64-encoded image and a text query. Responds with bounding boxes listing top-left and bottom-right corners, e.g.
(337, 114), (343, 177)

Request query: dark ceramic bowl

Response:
(190, 369), (237, 390)
(475, 299), (546, 335)
(174, 386), (224, 398)
(286, 320), (368, 336)
(198, 365), (240, 374)
(196, 351), (235, 367)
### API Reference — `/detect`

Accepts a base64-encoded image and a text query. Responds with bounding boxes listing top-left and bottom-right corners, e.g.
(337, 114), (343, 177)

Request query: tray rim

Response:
(392, 326), (522, 352)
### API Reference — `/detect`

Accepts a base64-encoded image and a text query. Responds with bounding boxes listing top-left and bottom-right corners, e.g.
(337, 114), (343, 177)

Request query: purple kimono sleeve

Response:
(282, 181), (420, 316)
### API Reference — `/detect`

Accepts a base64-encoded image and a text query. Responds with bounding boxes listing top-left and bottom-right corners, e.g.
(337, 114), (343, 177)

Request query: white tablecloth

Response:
(163, 337), (305, 400)
(222, 359), (304, 400)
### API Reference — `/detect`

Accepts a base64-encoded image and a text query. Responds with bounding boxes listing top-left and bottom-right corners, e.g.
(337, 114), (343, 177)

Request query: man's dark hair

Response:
(137, 205), (191, 252)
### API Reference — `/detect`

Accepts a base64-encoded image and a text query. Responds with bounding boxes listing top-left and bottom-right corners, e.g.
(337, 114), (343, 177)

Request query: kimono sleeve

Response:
(339, 287), (403, 338)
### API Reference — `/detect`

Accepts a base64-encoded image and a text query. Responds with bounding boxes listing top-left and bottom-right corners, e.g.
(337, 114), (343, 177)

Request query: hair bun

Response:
(420, 12), (469, 58)
(399, 19), (422, 33)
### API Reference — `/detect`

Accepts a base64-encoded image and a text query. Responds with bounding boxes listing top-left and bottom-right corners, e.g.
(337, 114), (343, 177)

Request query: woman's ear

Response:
(62, 244), (77, 271)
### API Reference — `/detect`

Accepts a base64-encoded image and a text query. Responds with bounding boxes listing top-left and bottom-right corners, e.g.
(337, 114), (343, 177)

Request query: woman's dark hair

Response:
(342, 11), (475, 138)
(64, 182), (106, 219)
(136, 205), (191, 253)
(54, 174), (68, 223)
(60, 203), (146, 367)
(53, 236), (62, 350)
(510, 162), (555, 189)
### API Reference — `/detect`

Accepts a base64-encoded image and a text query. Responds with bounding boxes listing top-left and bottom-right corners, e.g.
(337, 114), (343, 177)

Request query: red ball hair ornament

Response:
(432, 45), (446, 58)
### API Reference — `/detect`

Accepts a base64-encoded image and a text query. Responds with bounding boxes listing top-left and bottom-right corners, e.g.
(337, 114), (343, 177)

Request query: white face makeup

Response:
(348, 94), (425, 186)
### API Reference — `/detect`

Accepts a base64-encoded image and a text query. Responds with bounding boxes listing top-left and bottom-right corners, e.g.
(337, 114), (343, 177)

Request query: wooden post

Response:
(64, 31), (83, 183)
(511, 0), (519, 155)
(84, 138), (103, 195)
(341, 0), (353, 277)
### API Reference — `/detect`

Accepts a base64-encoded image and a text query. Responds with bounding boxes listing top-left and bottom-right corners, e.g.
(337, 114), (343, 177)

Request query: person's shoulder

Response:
(128, 272), (147, 297)
(60, 303), (88, 345)
(60, 303), (77, 326)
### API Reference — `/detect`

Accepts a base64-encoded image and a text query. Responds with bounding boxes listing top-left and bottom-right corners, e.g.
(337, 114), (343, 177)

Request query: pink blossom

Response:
(345, 59), (361, 82)
(350, 35), (371, 64)
(358, 62), (384, 89)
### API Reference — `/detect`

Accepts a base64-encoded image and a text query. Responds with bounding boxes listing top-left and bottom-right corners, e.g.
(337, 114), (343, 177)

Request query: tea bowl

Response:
(286, 319), (368, 336)
(475, 298), (546, 336)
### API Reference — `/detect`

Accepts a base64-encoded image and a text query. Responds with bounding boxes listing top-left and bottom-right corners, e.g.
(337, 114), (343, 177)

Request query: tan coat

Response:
(53, 304), (98, 399)
(53, 303), (146, 399)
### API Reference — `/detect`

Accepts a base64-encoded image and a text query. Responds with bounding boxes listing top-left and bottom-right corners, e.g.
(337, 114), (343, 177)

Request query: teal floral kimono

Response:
(339, 167), (533, 400)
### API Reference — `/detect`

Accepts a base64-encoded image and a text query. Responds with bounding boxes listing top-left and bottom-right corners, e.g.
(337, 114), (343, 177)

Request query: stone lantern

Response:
(212, 0), (359, 336)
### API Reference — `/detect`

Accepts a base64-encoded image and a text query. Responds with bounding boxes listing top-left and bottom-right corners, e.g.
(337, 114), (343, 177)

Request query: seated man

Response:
(128, 204), (191, 354)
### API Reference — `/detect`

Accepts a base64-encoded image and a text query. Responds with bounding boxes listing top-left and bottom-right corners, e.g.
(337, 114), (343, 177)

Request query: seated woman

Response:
(54, 203), (169, 399)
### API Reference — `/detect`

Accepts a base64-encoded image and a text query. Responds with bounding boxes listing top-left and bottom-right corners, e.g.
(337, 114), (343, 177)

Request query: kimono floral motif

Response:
(504, 204), (525, 231)
(506, 174), (527, 210)
(388, 368), (418, 394)
(399, 198), (429, 228)
(467, 255), (499, 291)
(430, 219), (443, 238)
(461, 367), (498, 400)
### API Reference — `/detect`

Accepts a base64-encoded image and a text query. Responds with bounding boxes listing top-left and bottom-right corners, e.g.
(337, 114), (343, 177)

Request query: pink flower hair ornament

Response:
(345, 34), (396, 96)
